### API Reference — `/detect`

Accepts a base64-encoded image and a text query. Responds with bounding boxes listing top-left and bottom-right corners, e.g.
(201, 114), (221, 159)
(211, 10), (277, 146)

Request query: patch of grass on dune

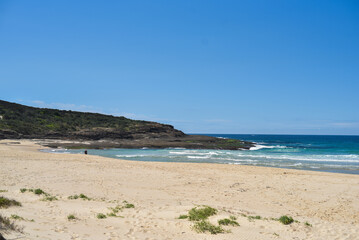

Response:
(188, 206), (217, 221)
(0, 214), (23, 233)
(96, 213), (107, 219)
(193, 220), (225, 234)
(106, 201), (134, 218)
(278, 215), (294, 225)
(20, 188), (46, 195)
(20, 188), (58, 201)
(247, 215), (262, 221)
(41, 195), (58, 201)
(0, 196), (21, 209)
(68, 193), (91, 200)
(178, 206), (235, 235)
(218, 216), (239, 226)
(67, 214), (77, 221)
(10, 215), (24, 221)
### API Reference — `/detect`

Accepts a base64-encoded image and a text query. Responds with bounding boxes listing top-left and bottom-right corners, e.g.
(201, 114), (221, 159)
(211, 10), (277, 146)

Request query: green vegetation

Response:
(67, 214), (77, 220)
(248, 215), (262, 221)
(305, 221), (312, 227)
(193, 220), (225, 234)
(218, 216), (239, 226)
(34, 189), (45, 195)
(278, 215), (294, 225)
(68, 193), (91, 200)
(20, 188), (46, 195)
(96, 213), (107, 219)
(21, 188), (58, 201)
(188, 206), (217, 221)
(0, 196), (21, 209)
(178, 206), (237, 235)
(0, 190), (7, 193)
(10, 215), (24, 221)
(0, 100), (176, 138)
(106, 201), (135, 217)
(0, 214), (23, 233)
(124, 203), (135, 208)
(42, 195), (58, 201)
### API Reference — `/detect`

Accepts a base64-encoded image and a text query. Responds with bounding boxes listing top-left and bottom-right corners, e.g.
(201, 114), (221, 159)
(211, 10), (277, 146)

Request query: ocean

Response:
(47, 134), (359, 175)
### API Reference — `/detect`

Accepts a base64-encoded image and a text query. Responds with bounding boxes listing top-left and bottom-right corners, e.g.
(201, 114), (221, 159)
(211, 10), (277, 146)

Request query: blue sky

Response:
(1, 0), (358, 135)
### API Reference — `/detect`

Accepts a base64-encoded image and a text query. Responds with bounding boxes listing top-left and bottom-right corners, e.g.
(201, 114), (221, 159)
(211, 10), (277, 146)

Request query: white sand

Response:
(1, 140), (359, 240)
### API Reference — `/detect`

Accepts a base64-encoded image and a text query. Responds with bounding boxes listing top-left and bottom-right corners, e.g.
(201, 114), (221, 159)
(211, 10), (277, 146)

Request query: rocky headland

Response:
(0, 100), (253, 150)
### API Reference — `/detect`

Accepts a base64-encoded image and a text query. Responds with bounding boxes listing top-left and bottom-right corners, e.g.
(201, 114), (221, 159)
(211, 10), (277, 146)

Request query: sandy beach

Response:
(1, 140), (359, 240)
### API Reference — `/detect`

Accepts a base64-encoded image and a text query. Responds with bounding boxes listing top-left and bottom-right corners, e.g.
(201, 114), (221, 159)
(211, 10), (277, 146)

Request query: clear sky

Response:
(1, 0), (358, 135)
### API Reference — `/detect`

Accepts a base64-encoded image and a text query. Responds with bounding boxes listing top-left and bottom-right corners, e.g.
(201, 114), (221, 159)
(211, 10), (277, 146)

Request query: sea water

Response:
(48, 134), (359, 175)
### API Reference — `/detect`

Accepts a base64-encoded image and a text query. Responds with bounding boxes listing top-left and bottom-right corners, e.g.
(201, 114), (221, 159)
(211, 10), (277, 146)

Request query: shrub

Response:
(10, 215), (24, 221)
(33, 189), (45, 195)
(79, 194), (91, 200)
(68, 194), (91, 200)
(218, 218), (239, 226)
(42, 195), (58, 201)
(0, 214), (23, 233)
(193, 220), (224, 234)
(178, 215), (188, 219)
(68, 195), (79, 200)
(279, 215), (294, 225)
(248, 215), (261, 220)
(67, 214), (76, 220)
(188, 206), (217, 221)
(96, 213), (107, 219)
(0, 196), (21, 209)
(124, 203), (134, 208)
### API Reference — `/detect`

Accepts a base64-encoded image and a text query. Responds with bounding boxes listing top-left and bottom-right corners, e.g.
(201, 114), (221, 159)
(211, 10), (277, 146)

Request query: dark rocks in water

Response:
(39, 135), (254, 150)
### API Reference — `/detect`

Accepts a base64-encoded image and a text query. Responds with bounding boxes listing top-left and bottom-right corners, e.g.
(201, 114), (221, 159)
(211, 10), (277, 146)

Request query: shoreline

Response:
(41, 144), (359, 176)
(1, 140), (359, 239)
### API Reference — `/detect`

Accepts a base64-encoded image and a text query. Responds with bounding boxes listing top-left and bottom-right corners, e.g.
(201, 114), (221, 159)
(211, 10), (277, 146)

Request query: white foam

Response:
(116, 154), (147, 158)
(187, 156), (209, 159)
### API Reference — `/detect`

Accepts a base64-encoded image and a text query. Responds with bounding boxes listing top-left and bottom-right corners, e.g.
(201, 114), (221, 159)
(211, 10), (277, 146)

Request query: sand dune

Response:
(1, 140), (358, 239)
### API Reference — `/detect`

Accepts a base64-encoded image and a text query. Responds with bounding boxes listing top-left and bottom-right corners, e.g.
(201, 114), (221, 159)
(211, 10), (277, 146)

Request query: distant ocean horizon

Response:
(45, 134), (359, 175)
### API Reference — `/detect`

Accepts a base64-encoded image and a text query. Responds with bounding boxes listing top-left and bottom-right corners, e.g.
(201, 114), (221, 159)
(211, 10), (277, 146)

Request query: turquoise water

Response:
(47, 134), (359, 175)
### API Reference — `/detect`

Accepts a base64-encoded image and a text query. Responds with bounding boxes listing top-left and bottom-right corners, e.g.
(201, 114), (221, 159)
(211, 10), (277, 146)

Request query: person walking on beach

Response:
(84, 150), (87, 155)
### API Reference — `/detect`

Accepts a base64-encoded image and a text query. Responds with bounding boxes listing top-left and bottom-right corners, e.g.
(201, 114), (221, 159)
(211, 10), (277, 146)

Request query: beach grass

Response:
(42, 195), (58, 201)
(67, 214), (77, 220)
(193, 220), (225, 234)
(248, 215), (262, 221)
(10, 215), (24, 221)
(68, 193), (91, 200)
(20, 188), (58, 201)
(0, 196), (21, 209)
(278, 215), (294, 225)
(179, 206), (232, 234)
(305, 221), (312, 227)
(96, 213), (107, 219)
(218, 216), (239, 226)
(0, 214), (23, 233)
(188, 206), (217, 221)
